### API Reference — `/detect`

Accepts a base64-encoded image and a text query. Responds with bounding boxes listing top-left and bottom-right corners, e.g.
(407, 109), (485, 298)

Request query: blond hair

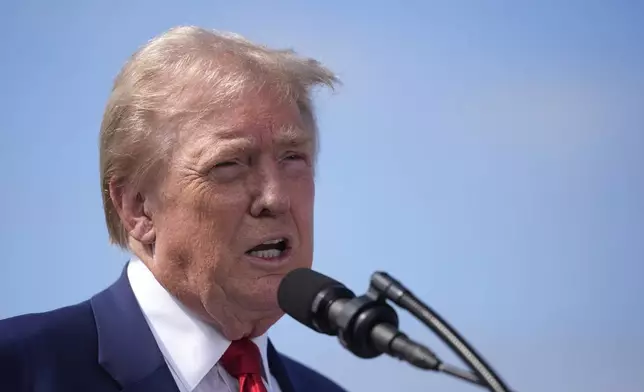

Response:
(99, 26), (339, 248)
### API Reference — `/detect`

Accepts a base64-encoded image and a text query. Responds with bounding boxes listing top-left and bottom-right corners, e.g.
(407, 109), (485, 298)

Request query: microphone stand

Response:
(369, 272), (513, 392)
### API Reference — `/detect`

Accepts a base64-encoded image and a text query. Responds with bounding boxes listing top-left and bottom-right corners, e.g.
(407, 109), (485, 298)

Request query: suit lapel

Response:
(119, 365), (180, 392)
(90, 264), (179, 392)
(267, 340), (296, 392)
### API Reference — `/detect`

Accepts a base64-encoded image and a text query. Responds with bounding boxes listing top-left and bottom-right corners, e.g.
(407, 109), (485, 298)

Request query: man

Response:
(0, 26), (347, 392)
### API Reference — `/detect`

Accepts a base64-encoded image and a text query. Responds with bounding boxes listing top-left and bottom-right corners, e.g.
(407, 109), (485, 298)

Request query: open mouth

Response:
(245, 238), (289, 260)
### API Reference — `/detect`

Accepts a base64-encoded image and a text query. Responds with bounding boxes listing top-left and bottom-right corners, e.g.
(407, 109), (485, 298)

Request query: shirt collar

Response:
(127, 259), (272, 391)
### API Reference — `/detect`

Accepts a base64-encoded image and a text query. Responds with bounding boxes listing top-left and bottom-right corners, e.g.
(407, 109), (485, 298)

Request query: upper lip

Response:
(245, 234), (293, 252)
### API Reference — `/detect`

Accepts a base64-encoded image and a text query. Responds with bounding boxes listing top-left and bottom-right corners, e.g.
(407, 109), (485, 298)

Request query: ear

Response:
(108, 179), (156, 244)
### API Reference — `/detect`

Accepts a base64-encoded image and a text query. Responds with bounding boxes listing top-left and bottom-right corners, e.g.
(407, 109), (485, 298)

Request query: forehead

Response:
(195, 124), (313, 149)
(178, 94), (314, 154)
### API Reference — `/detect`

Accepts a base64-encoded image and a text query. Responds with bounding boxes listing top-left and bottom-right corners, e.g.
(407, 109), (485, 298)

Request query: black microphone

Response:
(277, 268), (439, 370)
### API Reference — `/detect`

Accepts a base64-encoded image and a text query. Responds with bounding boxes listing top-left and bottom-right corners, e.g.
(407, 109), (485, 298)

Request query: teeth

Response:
(248, 249), (282, 259)
(262, 238), (284, 245)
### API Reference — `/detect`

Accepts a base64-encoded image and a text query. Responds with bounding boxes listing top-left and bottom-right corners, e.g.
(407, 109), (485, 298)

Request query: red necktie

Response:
(219, 339), (268, 392)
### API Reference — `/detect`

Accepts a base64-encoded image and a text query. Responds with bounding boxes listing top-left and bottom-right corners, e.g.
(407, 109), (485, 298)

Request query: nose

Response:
(249, 164), (290, 218)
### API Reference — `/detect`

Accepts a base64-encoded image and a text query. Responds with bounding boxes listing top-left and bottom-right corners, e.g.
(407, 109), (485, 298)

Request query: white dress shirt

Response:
(127, 259), (283, 392)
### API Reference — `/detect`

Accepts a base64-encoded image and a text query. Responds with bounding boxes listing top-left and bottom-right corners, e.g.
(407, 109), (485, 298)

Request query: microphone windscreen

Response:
(277, 268), (342, 328)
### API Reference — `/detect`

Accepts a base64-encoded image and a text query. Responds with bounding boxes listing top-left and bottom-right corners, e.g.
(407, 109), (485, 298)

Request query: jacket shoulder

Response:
(0, 300), (96, 348)
(279, 353), (348, 392)
(0, 301), (99, 390)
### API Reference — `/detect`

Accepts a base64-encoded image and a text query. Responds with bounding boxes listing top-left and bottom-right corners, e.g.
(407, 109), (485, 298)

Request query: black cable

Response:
(371, 272), (512, 392)
(438, 363), (488, 388)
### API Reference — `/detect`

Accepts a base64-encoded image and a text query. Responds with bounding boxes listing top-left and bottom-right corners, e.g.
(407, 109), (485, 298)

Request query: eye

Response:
(283, 153), (306, 162)
(281, 152), (311, 174)
(214, 161), (238, 168)
(209, 159), (247, 182)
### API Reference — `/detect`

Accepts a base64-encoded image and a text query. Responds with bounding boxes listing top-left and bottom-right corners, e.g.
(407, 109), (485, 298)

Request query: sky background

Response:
(1, 1), (643, 391)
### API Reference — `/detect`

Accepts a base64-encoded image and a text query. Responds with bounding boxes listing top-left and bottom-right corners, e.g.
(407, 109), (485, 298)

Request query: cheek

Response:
(290, 176), (315, 218)
(154, 182), (248, 265)
(289, 178), (315, 260)
(171, 179), (249, 230)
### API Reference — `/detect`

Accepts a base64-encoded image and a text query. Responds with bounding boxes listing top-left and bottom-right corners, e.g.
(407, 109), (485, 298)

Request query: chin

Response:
(249, 313), (284, 337)
(246, 285), (282, 312)
(220, 307), (284, 340)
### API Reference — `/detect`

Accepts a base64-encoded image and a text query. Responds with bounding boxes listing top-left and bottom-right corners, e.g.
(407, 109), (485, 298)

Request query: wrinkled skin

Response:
(112, 88), (315, 340)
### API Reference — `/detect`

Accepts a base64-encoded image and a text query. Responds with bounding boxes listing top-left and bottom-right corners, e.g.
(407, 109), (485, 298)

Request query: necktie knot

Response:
(220, 339), (264, 378)
(220, 339), (267, 392)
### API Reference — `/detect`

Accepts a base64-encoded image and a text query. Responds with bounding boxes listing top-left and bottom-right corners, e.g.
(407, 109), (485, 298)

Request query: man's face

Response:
(148, 89), (315, 339)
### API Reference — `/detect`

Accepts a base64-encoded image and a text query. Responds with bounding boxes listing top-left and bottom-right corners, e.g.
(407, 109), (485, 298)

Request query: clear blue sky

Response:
(1, 1), (642, 391)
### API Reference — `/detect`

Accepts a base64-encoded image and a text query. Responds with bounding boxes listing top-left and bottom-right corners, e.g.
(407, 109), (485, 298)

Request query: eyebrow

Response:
(273, 125), (314, 147)
(191, 125), (314, 169)
(213, 125), (313, 147)
(190, 132), (254, 169)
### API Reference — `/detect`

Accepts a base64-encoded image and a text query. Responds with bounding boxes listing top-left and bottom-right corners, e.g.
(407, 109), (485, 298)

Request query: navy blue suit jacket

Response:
(0, 266), (347, 392)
